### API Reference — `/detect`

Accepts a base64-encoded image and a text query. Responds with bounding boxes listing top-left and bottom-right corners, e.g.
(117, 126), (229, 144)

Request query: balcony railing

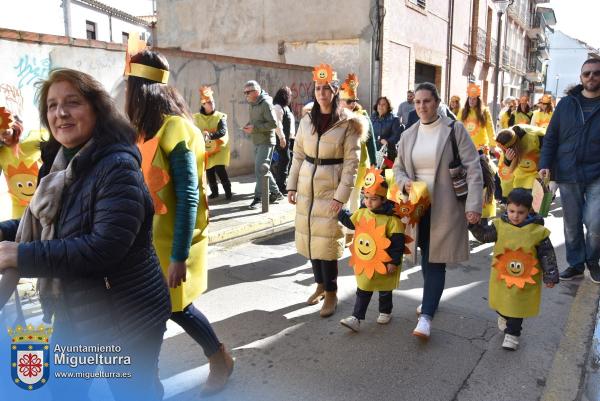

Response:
(489, 38), (498, 65)
(510, 49), (517, 68)
(502, 48), (510, 68)
(477, 28), (487, 61)
(527, 57), (543, 73)
(507, 0), (529, 29)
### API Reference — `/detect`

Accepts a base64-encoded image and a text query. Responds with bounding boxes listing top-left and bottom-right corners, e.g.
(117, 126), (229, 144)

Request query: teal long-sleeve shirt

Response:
(169, 141), (199, 262)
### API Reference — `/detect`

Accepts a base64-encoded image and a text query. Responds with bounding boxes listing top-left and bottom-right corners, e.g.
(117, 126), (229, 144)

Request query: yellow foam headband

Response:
(128, 63), (169, 84)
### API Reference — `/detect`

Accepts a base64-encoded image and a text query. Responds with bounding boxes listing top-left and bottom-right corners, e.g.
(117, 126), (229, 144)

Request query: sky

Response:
(548, 0), (600, 49)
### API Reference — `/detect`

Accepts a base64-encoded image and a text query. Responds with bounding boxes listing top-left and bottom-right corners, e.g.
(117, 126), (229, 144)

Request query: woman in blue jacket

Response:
(371, 96), (404, 165)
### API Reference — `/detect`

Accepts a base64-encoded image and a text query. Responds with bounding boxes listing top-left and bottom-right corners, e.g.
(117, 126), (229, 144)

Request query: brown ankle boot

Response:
(201, 344), (234, 396)
(307, 283), (325, 305)
(320, 291), (337, 317)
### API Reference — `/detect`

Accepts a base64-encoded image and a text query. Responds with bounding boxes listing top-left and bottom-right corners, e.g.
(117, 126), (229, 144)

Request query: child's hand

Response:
(545, 282), (555, 288)
(386, 264), (398, 274)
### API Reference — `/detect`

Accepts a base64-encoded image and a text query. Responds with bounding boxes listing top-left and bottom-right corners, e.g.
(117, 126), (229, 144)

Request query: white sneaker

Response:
(502, 334), (519, 350)
(377, 313), (392, 324)
(340, 316), (360, 332)
(416, 304), (422, 315)
(413, 316), (431, 339)
(497, 316), (507, 332)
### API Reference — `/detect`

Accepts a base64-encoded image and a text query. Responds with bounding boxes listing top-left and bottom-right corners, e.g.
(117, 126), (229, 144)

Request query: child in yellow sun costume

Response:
(337, 167), (405, 331)
(469, 189), (558, 350)
(496, 124), (546, 190)
(0, 108), (48, 218)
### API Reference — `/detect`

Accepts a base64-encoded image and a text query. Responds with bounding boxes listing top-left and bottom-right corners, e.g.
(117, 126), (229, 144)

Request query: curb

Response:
(207, 209), (295, 246)
(541, 278), (600, 401)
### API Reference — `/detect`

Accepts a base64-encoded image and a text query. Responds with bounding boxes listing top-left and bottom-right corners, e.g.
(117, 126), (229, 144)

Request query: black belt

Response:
(305, 156), (344, 165)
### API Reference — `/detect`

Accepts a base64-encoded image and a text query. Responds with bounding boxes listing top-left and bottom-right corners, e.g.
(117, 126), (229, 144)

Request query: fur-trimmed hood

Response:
(301, 106), (369, 144)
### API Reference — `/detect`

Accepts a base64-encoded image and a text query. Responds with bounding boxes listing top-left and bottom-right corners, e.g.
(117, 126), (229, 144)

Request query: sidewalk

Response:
(204, 174), (295, 246)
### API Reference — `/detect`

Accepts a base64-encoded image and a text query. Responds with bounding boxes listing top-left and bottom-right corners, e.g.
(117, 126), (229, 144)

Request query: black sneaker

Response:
(208, 192), (219, 199)
(587, 262), (600, 284)
(559, 266), (585, 281)
(269, 192), (284, 204)
(248, 198), (261, 210)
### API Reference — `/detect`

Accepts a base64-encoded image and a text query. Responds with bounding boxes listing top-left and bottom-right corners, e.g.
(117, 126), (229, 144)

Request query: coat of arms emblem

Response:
(8, 324), (53, 391)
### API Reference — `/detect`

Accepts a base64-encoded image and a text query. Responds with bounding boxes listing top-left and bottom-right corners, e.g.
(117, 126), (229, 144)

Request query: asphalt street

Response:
(150, 197), (586, 401)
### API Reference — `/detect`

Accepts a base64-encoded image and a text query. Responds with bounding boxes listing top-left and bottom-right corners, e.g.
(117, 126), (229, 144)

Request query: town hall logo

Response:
(8, 324), (53, 391)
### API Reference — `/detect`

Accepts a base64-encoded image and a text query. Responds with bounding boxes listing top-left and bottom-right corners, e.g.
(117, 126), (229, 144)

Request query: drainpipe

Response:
(63, 0), (71, 37)
(108, 13), (113, 42)
(445, 0), (455, 102)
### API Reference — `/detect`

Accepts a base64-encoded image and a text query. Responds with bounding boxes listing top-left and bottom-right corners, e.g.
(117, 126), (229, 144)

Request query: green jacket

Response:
(248, 90), (277, 145)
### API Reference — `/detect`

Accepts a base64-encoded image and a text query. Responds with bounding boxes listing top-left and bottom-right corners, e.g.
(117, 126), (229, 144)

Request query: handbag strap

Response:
(449, 121), (460, 164)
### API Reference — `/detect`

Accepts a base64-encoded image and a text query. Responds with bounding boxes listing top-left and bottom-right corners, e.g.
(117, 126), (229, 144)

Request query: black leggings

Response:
(311, 259), (338, 291)
(206, 165), (231, 194)
(352, 288), (393, 320)
(171, 303), (221, 357)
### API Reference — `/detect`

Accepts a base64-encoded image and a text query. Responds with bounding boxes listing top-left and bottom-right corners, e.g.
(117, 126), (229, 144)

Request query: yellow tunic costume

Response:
(489, 219), (550, 318)
(0, 130), (47, 218)
(513, 111), (532, 125)
(349, 208), (404, 292)
(458, 108), (496, 218)
(497, 153), (514, 198)
(530, 110), (553, 130)
(510, 125), (545, 190)
(193, 111), (230, 169)
(354, 109), (371, 189)
(138, 115), (208, 312)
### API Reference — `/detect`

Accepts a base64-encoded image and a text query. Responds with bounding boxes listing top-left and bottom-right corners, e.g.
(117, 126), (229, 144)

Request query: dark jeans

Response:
(206, 164), (231, 195)
(498, 312), (523, 336)
(418, 210), (447, 319)
(311, 259), (338, 291)
(271, 144), (291, 193)
(50, 322), (166, 401)
(352, 288), (392, 320)
(171, 303), (221, 358)
(557, 177), (600, 270)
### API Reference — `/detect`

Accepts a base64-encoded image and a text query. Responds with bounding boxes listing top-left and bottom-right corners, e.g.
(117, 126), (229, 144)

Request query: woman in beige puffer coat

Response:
(287, 66), (368, 317)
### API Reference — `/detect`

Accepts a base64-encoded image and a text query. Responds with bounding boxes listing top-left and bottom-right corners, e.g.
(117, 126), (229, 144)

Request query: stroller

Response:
(375, 144), (395, 169)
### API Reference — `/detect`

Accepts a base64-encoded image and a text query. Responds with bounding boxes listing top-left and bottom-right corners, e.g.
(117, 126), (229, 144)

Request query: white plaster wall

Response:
(0, 38), (312, 175)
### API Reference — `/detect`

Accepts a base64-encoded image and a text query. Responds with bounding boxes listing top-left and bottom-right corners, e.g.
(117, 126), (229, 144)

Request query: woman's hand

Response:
(505, 148), (516, 161)
(403, 180), (413, 194)
(287, 190), (297, 205)
(279, 137), (287, 149)
(386, 263), (398, 274)
(539, 169), (550, 181)
(167, 261), (187, 288)
(329, 199), (343, 213)
(0, 241), (18, 272)
(465, 211), (481, 224)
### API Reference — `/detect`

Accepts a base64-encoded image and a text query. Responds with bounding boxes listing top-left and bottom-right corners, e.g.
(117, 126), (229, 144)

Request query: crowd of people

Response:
(0, 49), (598, 399)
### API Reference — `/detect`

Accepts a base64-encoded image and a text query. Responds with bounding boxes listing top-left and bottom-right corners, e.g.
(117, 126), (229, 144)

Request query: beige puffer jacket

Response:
(287, 108), (368, 260)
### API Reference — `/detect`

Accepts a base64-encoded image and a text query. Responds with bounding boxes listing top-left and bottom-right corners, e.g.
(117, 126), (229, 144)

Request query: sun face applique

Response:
(6, 162), (39, 205)
(362, 166), (384, 195)
(493, 248), (539, 288)
(312, 64), (336, 84)
(389, 183), (429, 226)
(498, 161), (513, 180)
(464, 116), (480, 139)
(349, 216), (392, 279)
(519, 151), (539, 173)
(205, 138), (223, 157)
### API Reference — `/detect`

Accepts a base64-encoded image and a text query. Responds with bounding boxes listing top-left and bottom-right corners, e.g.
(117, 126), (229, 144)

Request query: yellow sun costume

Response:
(138, 115), (209, 312)
(349, 208), (404, 292)
(0, 129), (48, 218)
(531, 110), (553, 130)
(497, 153), (514, 198)
(193, 111), (230, 169)
(489, 218), (550, 318)
(510, 124), (545, 190)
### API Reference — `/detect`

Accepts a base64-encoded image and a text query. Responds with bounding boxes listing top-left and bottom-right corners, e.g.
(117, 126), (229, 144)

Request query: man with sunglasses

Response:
(539, 58), (600, 284)
(242, 80), (284, 209)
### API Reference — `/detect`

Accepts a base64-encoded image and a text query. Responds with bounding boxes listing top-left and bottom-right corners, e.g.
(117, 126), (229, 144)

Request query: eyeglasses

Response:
(243, 90), (256, 95)
(581, 70), (600, 78)
(344, 99), (357, 104)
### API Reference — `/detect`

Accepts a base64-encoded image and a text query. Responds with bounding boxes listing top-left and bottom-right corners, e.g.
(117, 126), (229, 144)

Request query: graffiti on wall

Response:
(0, 84), (24, 116)
(13, 55), (51, 89)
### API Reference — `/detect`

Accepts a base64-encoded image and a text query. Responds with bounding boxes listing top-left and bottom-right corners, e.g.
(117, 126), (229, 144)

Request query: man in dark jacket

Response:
(242, 80), (284, 209)
(539, 58), (600, 283)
